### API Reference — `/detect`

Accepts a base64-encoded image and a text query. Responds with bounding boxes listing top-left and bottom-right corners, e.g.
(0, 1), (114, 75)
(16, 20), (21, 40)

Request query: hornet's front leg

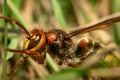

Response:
(7, 56), (28, 76)
(6, 48), (44, 76)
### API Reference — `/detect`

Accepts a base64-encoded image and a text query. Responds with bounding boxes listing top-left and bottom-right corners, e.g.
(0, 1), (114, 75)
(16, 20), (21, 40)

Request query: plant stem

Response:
(46, 53), (60, 72)
(2, 0), (8, 80)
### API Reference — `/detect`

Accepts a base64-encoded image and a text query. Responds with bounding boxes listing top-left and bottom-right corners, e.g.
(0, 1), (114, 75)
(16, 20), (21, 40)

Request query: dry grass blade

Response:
(27, 57), (49, 77)
(91, 67), (120, 78)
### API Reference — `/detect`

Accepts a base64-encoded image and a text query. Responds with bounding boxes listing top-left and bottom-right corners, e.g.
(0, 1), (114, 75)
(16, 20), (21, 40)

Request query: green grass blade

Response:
(38, 68), (87, 80)
(12, 0), (23, 10)
(6, 35), (18, 59)
(51, 0), (67, 29)
(111, 0), (120, 44)
(46, 53), (60, 72)
(7, 0), (29, 28)
(2, 0), (23, 60)
(4, 0), (26, 59)
(2, 0), (8, 80)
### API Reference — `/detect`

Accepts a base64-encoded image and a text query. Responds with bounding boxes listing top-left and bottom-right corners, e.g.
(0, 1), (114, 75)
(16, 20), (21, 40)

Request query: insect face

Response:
(24, 29), (46, 52)
(23, 29), (47, 64)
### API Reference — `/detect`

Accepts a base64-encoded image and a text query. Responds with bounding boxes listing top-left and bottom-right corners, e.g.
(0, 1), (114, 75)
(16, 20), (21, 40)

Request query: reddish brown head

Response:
(24, 29), (46, 52)
(0, 16), (46, 54)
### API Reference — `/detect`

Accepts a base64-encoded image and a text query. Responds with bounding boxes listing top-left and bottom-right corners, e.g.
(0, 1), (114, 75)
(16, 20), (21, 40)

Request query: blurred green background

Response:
(0, 0), (120, 80)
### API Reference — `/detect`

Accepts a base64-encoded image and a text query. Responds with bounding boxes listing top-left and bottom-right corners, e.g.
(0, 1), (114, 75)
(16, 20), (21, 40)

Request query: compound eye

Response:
(28, 34), (41, 49)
